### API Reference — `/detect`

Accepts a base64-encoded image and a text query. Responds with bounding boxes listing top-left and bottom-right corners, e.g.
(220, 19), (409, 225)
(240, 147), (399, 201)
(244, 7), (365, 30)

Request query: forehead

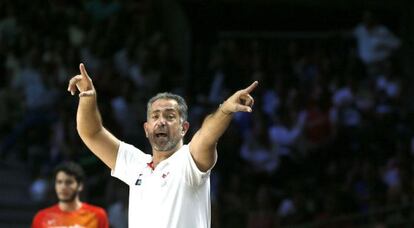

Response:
(150, 99), (179, 112)
(56, 171), (76, 181)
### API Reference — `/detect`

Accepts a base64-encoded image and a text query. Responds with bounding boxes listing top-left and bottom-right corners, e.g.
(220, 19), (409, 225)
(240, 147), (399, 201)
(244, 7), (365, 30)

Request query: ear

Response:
(143, 122), (149, 138)
(181, 121), (190, 137)
(78, 183), (84, 192)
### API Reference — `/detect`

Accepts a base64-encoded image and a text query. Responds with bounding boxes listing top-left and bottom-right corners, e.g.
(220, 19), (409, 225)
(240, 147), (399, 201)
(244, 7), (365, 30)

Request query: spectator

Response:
(353, 11), (401, 76)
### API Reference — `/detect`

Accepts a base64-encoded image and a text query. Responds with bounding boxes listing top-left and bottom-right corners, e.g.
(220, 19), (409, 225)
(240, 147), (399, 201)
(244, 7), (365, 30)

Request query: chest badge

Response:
(162, 172), (170, 179)
(135, 173), (143, 185)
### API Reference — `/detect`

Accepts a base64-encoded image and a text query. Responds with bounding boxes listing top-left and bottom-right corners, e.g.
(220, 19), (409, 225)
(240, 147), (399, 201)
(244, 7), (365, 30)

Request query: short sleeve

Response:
(183, 145), (213, 187)
(111, 141), (151, 185)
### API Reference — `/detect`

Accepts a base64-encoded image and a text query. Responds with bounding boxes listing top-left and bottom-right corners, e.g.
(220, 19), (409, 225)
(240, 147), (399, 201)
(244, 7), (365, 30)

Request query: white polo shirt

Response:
(111, 142), (212, 228)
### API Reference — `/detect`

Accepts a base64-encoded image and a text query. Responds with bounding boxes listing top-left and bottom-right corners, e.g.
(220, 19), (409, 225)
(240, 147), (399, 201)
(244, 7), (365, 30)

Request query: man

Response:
(32, 161), (109, 228)
(67, 63), (258, 227)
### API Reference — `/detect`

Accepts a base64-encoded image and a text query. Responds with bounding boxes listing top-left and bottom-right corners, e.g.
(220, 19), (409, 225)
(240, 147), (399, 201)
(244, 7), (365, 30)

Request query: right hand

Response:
(67, 63), (96, 97)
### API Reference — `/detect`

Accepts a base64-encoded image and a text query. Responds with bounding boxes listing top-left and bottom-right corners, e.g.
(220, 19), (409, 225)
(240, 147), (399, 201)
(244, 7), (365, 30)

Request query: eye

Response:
(151, 114), (159, 120)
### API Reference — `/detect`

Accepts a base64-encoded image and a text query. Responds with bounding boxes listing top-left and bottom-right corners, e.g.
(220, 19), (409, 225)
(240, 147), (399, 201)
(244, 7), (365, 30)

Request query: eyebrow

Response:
(151, 108), (177, 113)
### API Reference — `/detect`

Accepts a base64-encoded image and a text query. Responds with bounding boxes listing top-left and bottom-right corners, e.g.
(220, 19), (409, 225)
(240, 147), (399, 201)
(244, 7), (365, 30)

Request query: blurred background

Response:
(1, 0), (414, 227)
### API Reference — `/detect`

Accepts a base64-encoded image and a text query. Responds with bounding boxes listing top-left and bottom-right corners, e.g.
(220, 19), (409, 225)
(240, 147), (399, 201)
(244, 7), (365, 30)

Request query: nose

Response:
(158, 117), (167, 126)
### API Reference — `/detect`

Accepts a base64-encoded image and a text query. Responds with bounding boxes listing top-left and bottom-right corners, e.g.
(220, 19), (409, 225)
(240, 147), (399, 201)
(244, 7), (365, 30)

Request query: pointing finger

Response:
(243, 81), (259, 94)
(79, 63), (90, 79)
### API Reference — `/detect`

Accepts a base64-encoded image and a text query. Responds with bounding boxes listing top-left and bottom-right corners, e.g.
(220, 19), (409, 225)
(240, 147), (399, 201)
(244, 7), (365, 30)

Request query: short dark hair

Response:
(147, 92), (188, 122)
(53, 161), (85, 184)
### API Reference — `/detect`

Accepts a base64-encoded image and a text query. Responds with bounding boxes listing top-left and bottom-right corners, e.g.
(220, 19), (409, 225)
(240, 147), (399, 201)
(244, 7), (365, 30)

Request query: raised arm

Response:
(189, 81), (258, 172)
(67, 63), (120, 169)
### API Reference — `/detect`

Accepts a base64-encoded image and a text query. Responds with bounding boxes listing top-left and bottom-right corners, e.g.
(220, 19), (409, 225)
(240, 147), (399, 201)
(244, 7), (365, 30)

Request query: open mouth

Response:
(155, 133), (168, 138)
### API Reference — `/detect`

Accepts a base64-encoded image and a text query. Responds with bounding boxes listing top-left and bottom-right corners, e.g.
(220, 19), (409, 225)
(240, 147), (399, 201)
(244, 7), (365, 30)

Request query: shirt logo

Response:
(162, 172), (170, 178)
(135, 173), (143, 186)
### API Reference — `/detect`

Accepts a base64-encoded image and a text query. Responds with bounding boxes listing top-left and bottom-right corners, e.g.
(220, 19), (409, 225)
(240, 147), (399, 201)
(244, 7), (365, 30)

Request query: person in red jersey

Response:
(32, 161), (109, 228)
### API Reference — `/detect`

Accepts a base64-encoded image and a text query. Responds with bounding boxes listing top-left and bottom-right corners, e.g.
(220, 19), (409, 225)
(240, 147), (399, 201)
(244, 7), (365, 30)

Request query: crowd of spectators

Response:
(0, 0), (412, 227)
(197, 11), (410, 227)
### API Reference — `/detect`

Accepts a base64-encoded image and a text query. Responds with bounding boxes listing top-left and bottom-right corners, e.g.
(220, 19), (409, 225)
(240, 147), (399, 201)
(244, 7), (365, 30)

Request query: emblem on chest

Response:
(134, 171), (171, 187)
(135, 173), (143, 186)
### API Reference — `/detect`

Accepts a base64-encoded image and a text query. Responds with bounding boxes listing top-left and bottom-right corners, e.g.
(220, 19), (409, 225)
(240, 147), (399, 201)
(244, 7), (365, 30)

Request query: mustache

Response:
(154, 126), (168, 133)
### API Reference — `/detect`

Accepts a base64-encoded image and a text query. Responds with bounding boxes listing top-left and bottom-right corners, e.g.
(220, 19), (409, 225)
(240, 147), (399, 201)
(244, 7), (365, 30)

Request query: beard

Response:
(58, 191), (79, 203)
(149, 132), (182, 152)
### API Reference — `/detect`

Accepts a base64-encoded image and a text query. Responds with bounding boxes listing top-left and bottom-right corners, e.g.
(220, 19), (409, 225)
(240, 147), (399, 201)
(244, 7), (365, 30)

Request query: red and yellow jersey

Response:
(32, 203), (109, 228)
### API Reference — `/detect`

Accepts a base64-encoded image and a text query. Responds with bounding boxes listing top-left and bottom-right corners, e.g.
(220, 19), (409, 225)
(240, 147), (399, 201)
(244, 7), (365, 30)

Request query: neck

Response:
(58, 198), (82, 212)
(152, 142), (183, 167)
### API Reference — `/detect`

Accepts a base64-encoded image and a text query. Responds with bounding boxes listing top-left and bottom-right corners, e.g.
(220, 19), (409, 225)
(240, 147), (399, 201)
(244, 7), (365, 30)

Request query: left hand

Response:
(220, 81), (258, 114)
